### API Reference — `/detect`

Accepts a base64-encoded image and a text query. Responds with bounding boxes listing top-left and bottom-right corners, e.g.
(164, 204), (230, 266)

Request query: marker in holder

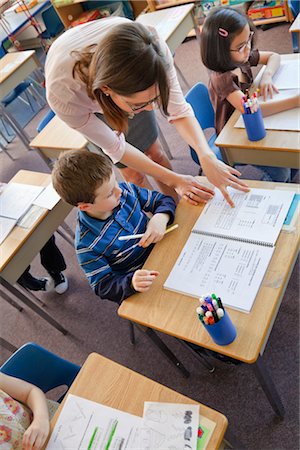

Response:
(196, 294), (236, 346)
(242, 108), (266, 141)
(241, 92), (266, 142)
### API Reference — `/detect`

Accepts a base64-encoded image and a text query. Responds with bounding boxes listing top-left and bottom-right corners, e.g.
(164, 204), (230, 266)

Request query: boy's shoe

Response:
(18, 272), (54, 292)
(49, 271), (69, 294)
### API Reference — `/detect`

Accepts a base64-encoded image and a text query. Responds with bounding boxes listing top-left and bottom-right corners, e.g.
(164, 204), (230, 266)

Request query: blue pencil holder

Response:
(242, 108), (266, 141)
(202, 311), (237, 346)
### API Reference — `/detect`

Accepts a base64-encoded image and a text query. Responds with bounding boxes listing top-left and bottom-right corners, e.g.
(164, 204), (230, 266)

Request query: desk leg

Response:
(252, 354), (285, 418)
(0, 107), (31, 149)
(136, 325), (190, 378)
(1, 288), (24, 311)
(0, 337), (17, 353)
(177, 339), (215, 373)
(0, 278), (68, 335)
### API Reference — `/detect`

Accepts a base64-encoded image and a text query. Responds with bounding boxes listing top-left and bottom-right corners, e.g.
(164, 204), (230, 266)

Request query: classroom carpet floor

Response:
(0, 20), (299, 450)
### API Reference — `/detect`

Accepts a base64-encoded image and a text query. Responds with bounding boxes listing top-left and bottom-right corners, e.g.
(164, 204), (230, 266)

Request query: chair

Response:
(40, 5), (64, 40)
(288, 0), (300, 52)
(0, 342), (80, 402)
(185, 82), (223, 165)
(37, 108), (56, 133)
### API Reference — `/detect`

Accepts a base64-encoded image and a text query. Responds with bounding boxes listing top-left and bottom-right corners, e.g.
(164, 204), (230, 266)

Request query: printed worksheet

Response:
(141, 402), (199, 450)
(0, 183), (44, 220)
(46, 394), (142, 450)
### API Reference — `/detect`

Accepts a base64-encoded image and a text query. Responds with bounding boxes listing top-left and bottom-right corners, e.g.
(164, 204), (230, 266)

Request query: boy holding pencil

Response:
(52, 150), (177, 304)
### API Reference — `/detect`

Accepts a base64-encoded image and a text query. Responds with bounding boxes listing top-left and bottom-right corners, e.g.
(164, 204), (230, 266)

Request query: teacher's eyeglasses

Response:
(230, 31), (254, 54)
(121, 95), (161, 112)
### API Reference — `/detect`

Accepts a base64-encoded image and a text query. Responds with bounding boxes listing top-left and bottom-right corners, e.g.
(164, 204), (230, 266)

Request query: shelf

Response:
(253, 15), (289, 26)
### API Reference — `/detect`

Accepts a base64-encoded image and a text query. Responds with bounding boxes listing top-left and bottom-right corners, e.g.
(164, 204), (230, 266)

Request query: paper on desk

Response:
(272, 59), (300, 90)
(0, 183), (44, 220)
(33, 183), (60, 209)
(17, 204), (46, 229)
(0, 216), (17, 244)
(46, 394), (142, 450)
(142, 402), (199, 450)
(234, 89), (300, 131)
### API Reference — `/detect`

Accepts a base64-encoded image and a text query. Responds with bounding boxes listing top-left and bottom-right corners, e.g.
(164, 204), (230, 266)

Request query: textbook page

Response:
(193, 188), (294, 246)
(141, 402), (199, 450)
(0, 183), (44, 220)
(46, 394), (142, 450)
(272, 59), (300, 90)
(163, 233), (274, 313)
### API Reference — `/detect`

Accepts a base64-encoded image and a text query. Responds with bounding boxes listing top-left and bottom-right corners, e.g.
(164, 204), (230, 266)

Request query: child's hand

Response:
(22, 417), (50, 450)
(132, 270), (159, 292)
(139, 213), (169, 248)
(259, 73), (279, 101)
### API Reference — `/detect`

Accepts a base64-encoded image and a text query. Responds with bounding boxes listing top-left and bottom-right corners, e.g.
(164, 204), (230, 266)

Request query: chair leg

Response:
(0, 138), (16, 161)
(178, 339), (215, 373)
(174, 62), (190, 89)
(0, 337), (17, 353)
(28, 84), (45, 108)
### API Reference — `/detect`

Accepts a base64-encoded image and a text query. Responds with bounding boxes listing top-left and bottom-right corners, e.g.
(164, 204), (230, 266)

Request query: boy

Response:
(52, 150), (176, 304)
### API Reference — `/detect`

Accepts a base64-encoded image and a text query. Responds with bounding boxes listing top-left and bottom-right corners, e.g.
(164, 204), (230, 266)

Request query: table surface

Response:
(49, 353), (228, 450)
(0, 170), (71, 274)
(289, 13), (300, 32)
(215, 54), (299, 153)
(30, 115), (88, 150)
(136, 3), (194, 42)
(0, 50), (35, 84)
(119, 178), (300, 363)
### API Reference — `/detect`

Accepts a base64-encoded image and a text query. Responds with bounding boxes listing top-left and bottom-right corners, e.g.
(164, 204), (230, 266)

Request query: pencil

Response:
(118, 223), (179, 241)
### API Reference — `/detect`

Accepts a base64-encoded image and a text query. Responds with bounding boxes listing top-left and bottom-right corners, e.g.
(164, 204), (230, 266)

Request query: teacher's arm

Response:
(172, 116), (250, 207)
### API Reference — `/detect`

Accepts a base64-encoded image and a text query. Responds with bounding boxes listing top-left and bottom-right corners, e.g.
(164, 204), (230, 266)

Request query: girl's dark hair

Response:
(72, 22), (170, 133)
(201, 7), (255, 73)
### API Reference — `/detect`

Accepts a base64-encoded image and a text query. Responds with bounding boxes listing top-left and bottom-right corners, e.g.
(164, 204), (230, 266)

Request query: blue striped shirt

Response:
(76, 182), (176, 303)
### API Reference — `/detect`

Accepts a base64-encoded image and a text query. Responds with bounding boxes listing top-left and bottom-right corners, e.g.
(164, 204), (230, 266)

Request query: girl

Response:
(201, 6), (299, 182)
(0, 372), (57, 449)
(45, 17), (249, 207)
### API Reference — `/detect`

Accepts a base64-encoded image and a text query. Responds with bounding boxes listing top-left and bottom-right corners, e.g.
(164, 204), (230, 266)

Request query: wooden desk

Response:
(215, 54), (300, 169)
(30, 115), (89, 160)
(50, 352), (228, 449)
(136, 3), (196, 54)
(0, 170), (72, 333)
(119, 178), (300, 418)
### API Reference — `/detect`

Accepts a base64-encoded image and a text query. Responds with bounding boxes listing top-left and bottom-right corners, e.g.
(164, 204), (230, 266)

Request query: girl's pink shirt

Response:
(45, 17), (193, 163)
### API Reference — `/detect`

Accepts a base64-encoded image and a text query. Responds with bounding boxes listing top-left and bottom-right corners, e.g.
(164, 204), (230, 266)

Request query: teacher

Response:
(45, 16), (249, 206)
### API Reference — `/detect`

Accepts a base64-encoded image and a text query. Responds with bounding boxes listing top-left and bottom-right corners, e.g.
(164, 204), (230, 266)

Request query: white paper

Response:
(234, 89), (300, 131)
(17, 205), (46, 229)
(164, 233), (274, 313)
(141, 402), (199, 450)
(193, 188), (294, 247)
(0, 183), (44, 220)
(272, 59), (300, 90)
(33, 183), (60, 209)
(46, 394), (142, 450)
(0, 216), (17, 244)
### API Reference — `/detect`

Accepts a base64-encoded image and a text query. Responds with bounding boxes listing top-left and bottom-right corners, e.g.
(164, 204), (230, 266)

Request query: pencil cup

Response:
(202, 311), (237, 346)
(242, 108), (266, 141)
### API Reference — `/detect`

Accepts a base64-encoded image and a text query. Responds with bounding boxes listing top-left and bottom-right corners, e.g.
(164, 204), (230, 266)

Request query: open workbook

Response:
(164, 188), (295, 313)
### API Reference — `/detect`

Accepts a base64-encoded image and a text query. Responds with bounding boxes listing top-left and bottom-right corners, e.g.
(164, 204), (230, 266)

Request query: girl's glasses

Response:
(121, 95), (160, 112)
(230, 31), (254, 54)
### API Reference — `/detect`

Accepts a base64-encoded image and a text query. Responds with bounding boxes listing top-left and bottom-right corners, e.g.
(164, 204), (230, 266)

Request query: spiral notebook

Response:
(164, 188), (295, 313)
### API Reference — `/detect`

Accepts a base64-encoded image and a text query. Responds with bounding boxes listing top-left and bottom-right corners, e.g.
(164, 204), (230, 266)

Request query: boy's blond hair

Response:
(52, 150), (113, 206)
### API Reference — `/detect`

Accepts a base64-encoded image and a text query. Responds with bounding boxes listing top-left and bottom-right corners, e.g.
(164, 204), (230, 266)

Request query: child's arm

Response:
(132, 270), (159, 292)
(258, 51), (280, 100)
(0, 373), (50, 450)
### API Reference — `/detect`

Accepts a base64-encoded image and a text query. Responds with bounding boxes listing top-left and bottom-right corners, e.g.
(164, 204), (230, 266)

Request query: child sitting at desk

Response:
(200, 6), (300, 183)
(51, 150), (177, 304)
(0, 372), (57, 449)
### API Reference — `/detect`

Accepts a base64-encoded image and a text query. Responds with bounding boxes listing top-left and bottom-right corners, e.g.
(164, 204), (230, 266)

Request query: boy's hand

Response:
(139, 213), (169, 248)
(259, 73), (279, 100)
(132, 270), (159, 292)
(22, 417), (50, 450)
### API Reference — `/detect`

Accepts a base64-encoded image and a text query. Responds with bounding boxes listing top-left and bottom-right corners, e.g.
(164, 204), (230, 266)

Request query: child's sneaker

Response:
(49, 271), (69, 294)
(18, 272), (54, 292)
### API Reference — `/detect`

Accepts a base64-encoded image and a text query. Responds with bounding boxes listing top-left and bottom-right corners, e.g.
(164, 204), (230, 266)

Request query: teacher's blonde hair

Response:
(72, 22), (170, 133)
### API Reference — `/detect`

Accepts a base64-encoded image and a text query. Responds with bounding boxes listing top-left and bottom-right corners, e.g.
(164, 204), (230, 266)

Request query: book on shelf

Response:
(164, 188), (295, 313)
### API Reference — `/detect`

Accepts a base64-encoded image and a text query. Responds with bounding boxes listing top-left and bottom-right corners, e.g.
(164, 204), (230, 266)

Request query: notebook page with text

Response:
(193, 188), (294, 246)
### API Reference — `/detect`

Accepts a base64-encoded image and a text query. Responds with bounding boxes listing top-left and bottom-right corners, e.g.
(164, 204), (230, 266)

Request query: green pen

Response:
(105, 420), (118, 450)
(87, 426), (98, 450)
